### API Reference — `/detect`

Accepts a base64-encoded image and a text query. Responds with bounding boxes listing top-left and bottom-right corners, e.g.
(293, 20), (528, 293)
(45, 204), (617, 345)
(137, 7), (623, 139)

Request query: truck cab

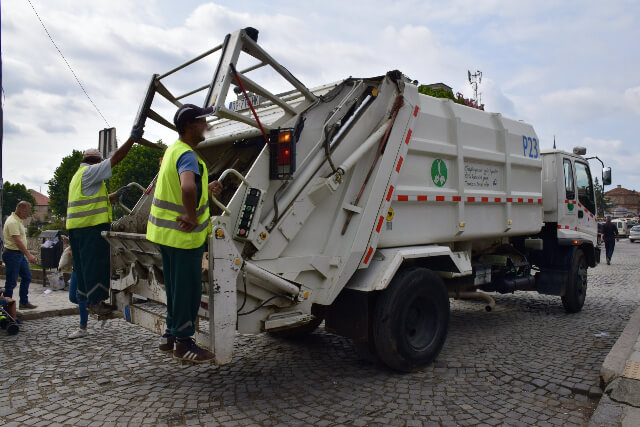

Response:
(541, 147), (599, 248)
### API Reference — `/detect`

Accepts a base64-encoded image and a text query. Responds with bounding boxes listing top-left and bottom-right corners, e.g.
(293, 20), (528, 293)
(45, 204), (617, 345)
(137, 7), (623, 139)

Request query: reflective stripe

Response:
(146, 140), (210, 249)
(68, 196), (109, 208)
(152, 198), (208, 216)
(176, 321), (193, 332)
(87, 282), (109, 298)
(67, 207), (109, 219)
(148, 214), (210, 233)
(66, 165), (112, 229)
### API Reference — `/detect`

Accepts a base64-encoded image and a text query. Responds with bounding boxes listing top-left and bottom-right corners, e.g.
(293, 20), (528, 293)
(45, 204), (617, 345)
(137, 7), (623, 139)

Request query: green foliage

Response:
(594, 177), (615, 217)
(26, 217), (65, 238)
(42, 217), (66, 232)
(27, 221), (42, 237)
(46, 142), (164, 221)
(2, 181), (36, 218)
(47, 150), (83, 218)
(109, 143), (165, 219)
(417, 85), (464, 105)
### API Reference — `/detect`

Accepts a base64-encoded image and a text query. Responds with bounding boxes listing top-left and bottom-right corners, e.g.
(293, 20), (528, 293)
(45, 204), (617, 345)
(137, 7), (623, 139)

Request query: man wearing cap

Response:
(147, 103), (222, 363)
(66, 127), (143, 317)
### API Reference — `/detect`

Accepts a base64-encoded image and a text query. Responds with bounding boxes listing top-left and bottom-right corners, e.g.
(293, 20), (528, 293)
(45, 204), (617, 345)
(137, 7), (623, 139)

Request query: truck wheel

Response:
(561, 249), (587, 313)
(372, 267), (449, 372)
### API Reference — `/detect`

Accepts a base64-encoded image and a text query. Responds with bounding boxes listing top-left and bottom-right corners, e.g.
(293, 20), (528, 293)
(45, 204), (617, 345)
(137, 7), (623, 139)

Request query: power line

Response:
(25, 0), (111, 128)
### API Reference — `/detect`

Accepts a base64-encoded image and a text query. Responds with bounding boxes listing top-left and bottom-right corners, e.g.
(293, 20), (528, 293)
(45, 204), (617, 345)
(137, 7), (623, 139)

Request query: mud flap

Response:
(535, 270), (569, 296)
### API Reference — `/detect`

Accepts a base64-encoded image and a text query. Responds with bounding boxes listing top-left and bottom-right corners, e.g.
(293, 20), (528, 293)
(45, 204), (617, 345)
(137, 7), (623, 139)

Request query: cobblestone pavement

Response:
(1, 241), (639, 426)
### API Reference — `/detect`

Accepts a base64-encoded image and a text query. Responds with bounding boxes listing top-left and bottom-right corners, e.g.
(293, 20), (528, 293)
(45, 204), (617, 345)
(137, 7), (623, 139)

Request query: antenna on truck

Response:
(468, 70), (482, 107)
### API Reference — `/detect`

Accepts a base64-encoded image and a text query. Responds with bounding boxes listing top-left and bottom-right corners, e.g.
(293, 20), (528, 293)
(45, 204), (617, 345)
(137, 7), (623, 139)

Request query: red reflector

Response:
(278, 145), (291, 165)
(363, 247), (374, 264)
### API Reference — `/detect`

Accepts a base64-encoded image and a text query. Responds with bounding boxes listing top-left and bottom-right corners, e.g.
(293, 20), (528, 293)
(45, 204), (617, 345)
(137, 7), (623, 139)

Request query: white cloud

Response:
(625, 86), (640, 116)
(582, 137), (640, 187)
(1, 0), (639, 195)
(539, 88), (622, 124)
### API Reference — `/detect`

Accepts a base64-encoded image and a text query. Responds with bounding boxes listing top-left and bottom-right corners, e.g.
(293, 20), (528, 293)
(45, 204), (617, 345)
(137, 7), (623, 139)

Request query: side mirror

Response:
(602, 167), (612, 186)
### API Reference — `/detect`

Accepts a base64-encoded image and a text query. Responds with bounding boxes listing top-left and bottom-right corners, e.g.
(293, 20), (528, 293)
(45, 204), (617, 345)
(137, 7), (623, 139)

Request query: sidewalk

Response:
(1, 278), (78, 321)
(590, 305), (640, 426)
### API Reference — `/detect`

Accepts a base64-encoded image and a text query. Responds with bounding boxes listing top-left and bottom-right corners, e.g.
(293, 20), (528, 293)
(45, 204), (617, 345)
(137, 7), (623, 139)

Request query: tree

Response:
(2, 181), (36, 219)
(47, 150), (83, 218)
(594, 177), (614, 217)
(109, 142), (165, 219)
(47, 143), (164, 220)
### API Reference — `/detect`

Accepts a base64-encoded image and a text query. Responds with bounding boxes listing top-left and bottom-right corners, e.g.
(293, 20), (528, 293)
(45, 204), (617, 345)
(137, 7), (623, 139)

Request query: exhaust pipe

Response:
(449, 291), (496, 312)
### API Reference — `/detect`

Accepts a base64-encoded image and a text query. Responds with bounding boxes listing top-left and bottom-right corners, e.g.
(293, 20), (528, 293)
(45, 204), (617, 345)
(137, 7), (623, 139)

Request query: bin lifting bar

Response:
(229, 62), (270, 146)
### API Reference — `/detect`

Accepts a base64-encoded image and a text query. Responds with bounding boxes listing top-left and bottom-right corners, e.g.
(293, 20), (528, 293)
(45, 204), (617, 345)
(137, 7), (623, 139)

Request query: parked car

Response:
(629, 225), (640, 243)
(612, 219), (629, 237)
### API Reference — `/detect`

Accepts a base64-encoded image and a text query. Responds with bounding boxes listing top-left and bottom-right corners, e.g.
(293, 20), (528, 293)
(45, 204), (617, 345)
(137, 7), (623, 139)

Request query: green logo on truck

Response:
(431, 159), (447, 187)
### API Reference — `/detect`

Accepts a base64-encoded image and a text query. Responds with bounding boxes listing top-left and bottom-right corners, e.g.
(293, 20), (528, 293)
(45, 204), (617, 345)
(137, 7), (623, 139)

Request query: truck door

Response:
(574, 161), (597, 238)
(558, 158), (577, 229)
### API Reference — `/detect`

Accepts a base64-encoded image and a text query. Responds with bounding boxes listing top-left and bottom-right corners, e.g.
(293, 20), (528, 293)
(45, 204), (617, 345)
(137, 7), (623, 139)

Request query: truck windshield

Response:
(575, 161), (595, 214)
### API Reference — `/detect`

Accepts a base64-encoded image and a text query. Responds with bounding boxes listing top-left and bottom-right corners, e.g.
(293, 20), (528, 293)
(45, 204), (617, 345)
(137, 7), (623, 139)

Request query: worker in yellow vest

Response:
(67, 126), (143, 318)
(147, 104), (222, 363)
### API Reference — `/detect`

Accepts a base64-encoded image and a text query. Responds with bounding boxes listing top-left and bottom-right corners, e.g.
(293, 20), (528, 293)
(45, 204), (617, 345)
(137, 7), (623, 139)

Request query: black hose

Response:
(237, 294), (290, 316)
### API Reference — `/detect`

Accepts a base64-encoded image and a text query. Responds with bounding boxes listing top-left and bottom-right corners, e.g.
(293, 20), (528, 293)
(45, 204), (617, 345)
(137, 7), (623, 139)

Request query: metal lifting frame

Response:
(131, 28), (317, 144)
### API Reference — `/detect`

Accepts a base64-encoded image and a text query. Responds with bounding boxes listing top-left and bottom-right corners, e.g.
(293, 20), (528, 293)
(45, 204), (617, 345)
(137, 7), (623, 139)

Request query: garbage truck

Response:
(104, 28), (611, 371)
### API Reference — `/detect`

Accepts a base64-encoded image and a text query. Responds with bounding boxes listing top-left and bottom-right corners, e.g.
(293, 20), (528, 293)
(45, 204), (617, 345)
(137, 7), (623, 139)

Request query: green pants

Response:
(159, 244), (205, 338)
(69, 223), (111, 304)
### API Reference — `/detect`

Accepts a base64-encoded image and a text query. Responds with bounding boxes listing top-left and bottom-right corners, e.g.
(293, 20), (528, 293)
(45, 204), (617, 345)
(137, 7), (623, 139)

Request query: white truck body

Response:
(105, 28), (605, 371)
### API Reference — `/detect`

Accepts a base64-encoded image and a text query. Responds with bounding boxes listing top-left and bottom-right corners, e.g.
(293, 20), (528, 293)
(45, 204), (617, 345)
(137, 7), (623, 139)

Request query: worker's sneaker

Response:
(68, 328), (88, 339)
(158, 333), (175, 352)
(173, 338), (215, 363)
(87, 301), (115, 315)
(18, 302), (37, 310)
(606, 258), (611, 265)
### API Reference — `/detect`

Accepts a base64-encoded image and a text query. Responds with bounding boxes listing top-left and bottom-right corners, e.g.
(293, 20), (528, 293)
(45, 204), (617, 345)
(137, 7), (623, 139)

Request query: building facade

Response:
(605, 185), (640, 216)
(28, 189), (51, 223)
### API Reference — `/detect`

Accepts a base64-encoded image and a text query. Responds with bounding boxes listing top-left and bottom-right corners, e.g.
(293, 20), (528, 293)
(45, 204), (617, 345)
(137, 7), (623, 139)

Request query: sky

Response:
(2, 0), (639, 197)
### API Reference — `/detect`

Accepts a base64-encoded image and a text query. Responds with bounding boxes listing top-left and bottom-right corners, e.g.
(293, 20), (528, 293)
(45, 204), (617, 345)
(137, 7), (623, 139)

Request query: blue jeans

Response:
(68, 271), (88, 328)
(2, 250), (32, 305)
(604, 239), (616, 261)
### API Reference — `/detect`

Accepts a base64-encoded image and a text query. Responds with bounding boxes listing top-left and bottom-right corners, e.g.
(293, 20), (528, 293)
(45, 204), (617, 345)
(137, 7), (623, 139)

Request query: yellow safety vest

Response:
(66, 165), (112, 229)
(146, 140), (210, 249)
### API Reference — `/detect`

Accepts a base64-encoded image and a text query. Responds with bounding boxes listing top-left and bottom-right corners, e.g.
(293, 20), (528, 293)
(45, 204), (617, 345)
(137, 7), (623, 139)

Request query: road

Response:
(1, 240), (639, 426)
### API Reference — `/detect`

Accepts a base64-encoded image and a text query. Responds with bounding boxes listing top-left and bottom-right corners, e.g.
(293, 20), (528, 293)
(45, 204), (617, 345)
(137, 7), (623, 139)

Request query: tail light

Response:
(269, 128), (296, 180)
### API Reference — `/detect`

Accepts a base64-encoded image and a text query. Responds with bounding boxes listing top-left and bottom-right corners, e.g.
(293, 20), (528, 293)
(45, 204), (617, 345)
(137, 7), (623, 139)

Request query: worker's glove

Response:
(114, 186), (130, 199)
(131, 123), (145, 141)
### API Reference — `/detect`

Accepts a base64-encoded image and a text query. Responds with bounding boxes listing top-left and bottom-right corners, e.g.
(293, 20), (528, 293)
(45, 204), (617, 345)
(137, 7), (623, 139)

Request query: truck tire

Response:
(561, 249), (587, 313)
(372, 267), (449, 372)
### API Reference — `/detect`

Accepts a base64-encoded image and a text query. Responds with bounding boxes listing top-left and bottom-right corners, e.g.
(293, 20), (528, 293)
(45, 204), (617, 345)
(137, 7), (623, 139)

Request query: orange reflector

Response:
(573, 240), (579, 245)
(278, 131), (292, 143)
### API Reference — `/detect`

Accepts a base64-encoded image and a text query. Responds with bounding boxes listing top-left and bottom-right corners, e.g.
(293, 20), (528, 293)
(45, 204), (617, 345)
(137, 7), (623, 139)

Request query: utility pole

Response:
(468, 70), (482, 107)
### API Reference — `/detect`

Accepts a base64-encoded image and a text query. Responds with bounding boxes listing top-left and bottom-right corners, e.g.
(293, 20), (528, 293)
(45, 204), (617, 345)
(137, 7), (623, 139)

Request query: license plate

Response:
(229, 94), (264, 112)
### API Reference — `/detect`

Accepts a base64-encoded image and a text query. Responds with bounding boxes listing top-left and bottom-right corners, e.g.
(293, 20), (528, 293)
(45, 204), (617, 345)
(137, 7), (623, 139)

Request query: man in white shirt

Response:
(2, 201), (38, 309)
